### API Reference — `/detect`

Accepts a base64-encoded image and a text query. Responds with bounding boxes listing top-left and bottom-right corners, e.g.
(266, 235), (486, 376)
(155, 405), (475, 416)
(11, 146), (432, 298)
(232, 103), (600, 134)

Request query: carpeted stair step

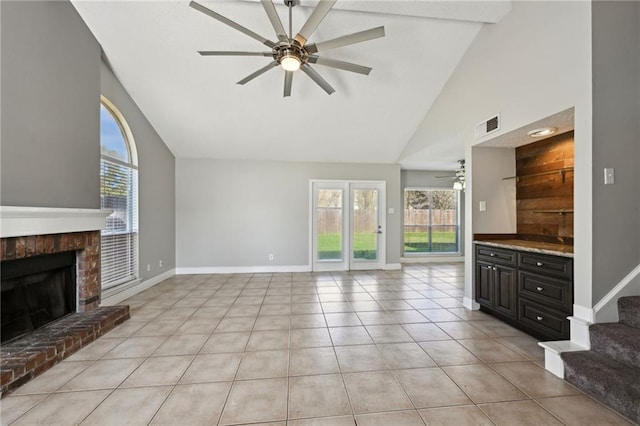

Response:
(589, 322), (640, 369)
(562, 350), (640, 424)
(618, 296), (640, 329)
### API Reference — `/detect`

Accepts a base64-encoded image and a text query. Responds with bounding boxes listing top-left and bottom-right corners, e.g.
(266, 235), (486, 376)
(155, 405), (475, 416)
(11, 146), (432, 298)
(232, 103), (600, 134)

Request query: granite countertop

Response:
(474, 239), (574, 258)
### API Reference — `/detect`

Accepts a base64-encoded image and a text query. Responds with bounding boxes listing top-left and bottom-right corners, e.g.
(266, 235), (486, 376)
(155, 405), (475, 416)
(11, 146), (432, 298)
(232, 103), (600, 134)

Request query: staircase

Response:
(561, 296), (640, 424)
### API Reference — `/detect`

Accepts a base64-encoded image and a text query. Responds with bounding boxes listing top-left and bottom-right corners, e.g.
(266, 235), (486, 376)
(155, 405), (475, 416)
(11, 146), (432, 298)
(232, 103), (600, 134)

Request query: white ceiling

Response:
(72, 1), (511, 167)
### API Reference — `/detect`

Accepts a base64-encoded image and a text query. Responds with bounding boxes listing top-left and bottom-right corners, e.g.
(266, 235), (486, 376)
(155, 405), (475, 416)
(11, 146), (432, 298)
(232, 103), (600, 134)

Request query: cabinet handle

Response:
(536, 262), (544, 267)
(490, 253), (495, 257)
(536, 316), (544, 321)
(493, 266), (497, 271)
(536, 286), (544, 292)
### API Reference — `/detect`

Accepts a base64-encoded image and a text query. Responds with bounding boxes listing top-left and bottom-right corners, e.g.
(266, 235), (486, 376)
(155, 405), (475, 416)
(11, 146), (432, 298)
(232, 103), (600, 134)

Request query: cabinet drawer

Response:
(476, 245), (516, 266)
(519, 299), (570, 340)
(518, 252), (573, 280)
(519, 271), (573, 312)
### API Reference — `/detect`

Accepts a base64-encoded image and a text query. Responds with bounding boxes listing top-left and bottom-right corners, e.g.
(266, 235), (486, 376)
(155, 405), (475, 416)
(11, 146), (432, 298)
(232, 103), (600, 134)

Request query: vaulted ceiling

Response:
(72, 1), (511, 170)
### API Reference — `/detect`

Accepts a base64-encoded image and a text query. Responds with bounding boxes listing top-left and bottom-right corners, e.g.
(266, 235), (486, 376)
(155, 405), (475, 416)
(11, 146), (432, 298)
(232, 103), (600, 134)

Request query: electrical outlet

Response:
(146, 264), (151, 272)
(159, 260), (163, 268)
(268, 253), (274, 261)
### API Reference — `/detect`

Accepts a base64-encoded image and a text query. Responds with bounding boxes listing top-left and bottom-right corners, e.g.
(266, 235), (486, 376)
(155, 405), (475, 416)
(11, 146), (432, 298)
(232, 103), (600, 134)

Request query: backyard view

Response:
(316, 189), (379, 260)
(404, 189), (459, 253)
(316, 188), (458, 260)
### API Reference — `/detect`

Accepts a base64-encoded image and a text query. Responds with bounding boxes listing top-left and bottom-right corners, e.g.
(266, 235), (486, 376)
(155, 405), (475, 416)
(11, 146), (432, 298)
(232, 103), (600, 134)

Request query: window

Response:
(404, 189), (459, 254)
(100, 97), (138, 289)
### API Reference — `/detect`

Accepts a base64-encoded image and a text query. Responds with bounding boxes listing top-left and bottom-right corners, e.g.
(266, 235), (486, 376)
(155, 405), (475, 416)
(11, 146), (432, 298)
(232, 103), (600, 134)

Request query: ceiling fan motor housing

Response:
(274, 42), (308, 66)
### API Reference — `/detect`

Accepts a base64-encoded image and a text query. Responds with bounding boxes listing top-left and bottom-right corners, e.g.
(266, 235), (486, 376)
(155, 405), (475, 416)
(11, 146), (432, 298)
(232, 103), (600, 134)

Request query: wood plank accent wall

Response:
(516, 131), (574, 244)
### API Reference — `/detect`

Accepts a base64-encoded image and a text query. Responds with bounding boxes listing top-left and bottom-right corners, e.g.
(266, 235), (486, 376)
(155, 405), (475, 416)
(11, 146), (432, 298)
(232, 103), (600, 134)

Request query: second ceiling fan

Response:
(190, 0), (385, 97)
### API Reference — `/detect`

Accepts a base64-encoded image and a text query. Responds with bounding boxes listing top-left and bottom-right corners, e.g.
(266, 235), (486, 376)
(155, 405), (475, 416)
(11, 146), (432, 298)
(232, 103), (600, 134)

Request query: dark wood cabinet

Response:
(494, 265), (517, 319)
(475, 258), (516, 319)
(475, 243), (573, 341)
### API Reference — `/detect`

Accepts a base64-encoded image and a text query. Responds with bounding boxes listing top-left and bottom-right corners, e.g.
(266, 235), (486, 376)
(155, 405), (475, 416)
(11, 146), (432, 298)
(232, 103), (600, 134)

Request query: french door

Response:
(311, 181), (386, 271)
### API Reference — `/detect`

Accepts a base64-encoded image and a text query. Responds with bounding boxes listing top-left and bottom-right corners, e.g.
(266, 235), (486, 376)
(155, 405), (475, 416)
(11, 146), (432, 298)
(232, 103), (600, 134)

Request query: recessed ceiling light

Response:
(527, 127), (558, 138)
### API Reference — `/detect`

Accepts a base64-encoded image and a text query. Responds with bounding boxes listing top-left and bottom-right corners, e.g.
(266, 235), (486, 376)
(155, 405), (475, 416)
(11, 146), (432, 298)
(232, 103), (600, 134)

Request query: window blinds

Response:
(100, 158), (138, 289)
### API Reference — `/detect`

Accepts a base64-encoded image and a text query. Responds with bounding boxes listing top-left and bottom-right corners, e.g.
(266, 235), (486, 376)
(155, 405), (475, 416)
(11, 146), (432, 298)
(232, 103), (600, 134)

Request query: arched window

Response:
(100, 96), (139, 289)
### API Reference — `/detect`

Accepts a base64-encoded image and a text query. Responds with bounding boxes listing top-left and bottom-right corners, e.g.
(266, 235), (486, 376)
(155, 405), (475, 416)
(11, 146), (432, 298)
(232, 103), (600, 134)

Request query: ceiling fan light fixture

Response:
(527, 127), (558, 138)
(281, 54), (301, 71)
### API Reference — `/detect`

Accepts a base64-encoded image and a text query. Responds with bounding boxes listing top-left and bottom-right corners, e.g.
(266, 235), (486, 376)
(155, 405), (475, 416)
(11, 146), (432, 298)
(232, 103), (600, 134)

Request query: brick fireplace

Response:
(1, 230), (101, 311)
(0, 207), (130, 396)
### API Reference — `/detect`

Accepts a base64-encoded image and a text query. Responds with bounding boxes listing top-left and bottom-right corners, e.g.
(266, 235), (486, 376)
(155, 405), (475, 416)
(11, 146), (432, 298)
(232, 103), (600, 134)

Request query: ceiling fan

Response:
(189, 0), (385, 97)
(436, 159), (466, 190)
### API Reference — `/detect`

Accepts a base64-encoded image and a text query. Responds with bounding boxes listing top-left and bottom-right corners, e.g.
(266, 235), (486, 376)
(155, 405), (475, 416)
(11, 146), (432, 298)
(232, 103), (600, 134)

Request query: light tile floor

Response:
(1, 263), (635, 425)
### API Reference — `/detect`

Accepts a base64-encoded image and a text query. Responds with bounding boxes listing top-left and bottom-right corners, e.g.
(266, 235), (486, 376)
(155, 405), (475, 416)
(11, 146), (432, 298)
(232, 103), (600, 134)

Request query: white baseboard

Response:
(383, 263), (402, 270)
(101, 269), (176, 305)
(594, 263), (640, 323)
(572, 304), (595, 323)
(176, 265), (312, 275)
(401, 256), (464, 263)
(463, 297), (480, 310)
(568, 315), (591, 349)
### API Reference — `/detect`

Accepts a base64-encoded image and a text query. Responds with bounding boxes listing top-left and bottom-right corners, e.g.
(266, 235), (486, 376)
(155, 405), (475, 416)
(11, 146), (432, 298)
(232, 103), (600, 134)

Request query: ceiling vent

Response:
(474, 114), (500, 139)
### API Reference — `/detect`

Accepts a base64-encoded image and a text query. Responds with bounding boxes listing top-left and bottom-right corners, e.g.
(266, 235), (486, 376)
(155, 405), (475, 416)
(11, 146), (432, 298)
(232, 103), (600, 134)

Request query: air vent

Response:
(474, 114), (500, 139)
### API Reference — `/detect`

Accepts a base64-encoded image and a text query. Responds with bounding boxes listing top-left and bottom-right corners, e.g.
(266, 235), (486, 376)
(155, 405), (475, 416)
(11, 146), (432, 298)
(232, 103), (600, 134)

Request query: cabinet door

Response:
(475, 261), (494, 308)
(494, 265), (517, 319)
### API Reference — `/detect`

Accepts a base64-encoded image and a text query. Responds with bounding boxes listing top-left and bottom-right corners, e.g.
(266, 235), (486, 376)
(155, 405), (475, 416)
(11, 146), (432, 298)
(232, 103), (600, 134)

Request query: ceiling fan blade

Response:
(237, 61), (279, 85)
(307, 56), (372, 75)
(301, 63), (335, 95)
(198, 51), (273, 57)
(190, 1), (276, 48)
(293, 0), (337, 46)
(261, 0), (289, 43)
(284, 71), (293, 97)
(306, 26), (385, 54)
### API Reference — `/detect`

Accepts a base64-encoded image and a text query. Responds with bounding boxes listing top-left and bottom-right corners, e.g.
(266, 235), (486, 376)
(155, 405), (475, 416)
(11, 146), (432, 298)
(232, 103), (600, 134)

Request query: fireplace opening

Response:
(1, 251), (76, 343)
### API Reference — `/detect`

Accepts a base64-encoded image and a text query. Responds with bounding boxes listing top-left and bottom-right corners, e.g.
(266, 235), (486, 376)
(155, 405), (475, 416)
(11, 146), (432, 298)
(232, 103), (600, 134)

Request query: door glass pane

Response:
(353, 189), (378, 260)
(317, 189), (343, 260)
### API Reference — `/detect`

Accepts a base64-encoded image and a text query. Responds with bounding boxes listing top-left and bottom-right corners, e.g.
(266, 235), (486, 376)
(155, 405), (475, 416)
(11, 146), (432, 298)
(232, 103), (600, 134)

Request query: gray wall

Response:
(591, 1), (640, 303)
(101, 62), (177, 279)
(1, 1), (101, 208)
(176, 159), (401, 269)
(401, 170), (466, 256)
(0, 0), (177, 284)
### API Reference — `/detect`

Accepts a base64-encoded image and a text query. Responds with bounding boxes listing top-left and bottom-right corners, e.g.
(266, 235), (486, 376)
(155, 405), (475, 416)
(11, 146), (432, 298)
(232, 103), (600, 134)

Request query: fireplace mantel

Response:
(0, 206), (112, 238)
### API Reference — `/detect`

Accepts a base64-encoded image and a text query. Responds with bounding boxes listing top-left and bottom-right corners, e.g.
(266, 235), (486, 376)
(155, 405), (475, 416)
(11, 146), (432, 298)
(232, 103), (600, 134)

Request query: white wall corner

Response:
(463, 297), (480, 310)
(101, 269), (176, 306)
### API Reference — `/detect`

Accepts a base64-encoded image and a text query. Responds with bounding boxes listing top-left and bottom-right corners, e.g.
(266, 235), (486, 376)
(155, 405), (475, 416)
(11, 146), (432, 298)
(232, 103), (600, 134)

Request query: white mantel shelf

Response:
(0, 206), (112, 238)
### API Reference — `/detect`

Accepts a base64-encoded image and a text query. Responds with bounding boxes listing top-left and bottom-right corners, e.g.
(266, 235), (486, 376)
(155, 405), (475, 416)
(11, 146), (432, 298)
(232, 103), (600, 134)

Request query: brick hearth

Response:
(0, 306), (130, 396)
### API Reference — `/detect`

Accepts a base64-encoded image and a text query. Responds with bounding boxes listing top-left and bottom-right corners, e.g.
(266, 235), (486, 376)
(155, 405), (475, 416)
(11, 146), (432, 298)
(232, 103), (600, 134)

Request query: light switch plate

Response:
(604, 168), (615, 185)
(388, 208), (395, 214)
(479, 201), (487, 212)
